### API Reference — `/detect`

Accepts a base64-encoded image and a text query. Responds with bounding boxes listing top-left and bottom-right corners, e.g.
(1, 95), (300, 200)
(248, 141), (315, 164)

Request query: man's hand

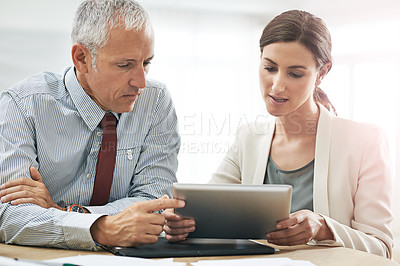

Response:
(0, 167), (64, 210)
(90, 196), (186, 247)
(162, 208), (195, 242)
(265, 209), (334, 246)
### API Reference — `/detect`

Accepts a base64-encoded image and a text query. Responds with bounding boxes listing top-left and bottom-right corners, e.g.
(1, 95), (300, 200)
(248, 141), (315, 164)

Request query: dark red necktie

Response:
(90, 113), (117, 206)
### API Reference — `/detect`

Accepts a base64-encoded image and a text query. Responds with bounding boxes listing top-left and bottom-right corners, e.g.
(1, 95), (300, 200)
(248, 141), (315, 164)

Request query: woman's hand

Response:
(266, 209), (334, 245)
(162, 208), (196, 242)
(0, 167), (64, 210)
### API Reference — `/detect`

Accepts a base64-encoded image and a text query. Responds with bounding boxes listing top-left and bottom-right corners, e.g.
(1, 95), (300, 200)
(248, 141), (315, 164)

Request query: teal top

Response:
(264, 157), (314, 213)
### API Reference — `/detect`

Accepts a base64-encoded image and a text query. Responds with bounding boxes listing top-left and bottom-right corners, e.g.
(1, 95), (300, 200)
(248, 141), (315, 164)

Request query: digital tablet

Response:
(173, 183), (292, 239)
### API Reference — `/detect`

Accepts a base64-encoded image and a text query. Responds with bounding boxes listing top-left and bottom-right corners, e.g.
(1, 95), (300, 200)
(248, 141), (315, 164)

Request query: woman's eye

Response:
(264, 66), (277, 72)
(289, 72), (303, 78)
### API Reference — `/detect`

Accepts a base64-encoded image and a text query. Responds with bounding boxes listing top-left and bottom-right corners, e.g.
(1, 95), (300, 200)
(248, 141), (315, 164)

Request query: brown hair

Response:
(259, 10), (336, 115)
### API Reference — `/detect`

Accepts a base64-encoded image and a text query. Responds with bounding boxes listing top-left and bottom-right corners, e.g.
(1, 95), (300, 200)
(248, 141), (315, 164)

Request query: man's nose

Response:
(129, 67), (146, 89)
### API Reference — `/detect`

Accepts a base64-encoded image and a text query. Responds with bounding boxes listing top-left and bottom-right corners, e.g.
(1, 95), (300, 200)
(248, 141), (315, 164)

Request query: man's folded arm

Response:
(0, 93), (101, 250)
(0, 203), (103, 250)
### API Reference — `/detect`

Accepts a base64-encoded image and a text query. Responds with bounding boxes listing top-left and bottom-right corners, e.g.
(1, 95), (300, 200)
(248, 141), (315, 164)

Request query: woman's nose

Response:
(271, 73), (286, 94)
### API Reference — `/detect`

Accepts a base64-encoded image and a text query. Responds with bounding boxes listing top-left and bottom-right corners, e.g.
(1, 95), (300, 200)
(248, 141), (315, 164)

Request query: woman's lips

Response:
(269, 94), (288, 105)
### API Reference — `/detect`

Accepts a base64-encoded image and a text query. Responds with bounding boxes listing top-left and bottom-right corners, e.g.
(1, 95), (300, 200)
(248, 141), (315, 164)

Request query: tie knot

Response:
(100, 113), (117, 129)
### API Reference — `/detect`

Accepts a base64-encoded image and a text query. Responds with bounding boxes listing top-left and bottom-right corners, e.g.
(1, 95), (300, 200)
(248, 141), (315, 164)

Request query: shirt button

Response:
(97, 131), (102, 137)
(128, 155), (133, 160)
(86, 173), (92, 179)
(127, 149), (133, 155)
(94, 141), (100, 147)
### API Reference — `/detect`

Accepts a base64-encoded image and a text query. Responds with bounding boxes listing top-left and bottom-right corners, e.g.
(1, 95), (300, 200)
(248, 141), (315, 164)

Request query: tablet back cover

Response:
(173, 183), (292, 239)
(108, 238), (275, 258)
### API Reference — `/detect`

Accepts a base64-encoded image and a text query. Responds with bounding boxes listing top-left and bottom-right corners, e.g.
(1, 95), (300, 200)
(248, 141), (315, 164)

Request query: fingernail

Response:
(0, 184), (4, 189)
(178, 200), (185, 207)
(188, 221), (195, 226)
(266, 234), (271, 238)
(1, 196), (5, 202)
(276, 224), (282, 229)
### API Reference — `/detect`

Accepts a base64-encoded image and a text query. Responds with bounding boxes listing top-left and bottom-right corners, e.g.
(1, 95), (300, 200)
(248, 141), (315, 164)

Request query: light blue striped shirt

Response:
(0, 67), (180, 250)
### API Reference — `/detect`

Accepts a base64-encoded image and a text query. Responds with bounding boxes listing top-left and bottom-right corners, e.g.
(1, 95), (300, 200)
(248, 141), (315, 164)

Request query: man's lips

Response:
(122, 89), (143, 98)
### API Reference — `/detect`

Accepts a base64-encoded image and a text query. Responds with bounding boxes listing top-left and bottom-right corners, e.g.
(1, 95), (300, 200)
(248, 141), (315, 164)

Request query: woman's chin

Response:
(265, 104), (286, 117)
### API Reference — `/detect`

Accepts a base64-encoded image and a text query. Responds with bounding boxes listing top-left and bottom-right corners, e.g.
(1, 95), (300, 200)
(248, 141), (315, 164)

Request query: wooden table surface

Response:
(0, 241), (398, 266)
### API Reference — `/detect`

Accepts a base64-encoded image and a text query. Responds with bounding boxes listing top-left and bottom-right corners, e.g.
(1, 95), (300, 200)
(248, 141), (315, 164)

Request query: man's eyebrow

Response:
(146, 55), (154, 61)
(263, 57), (307, 69)
(121, 55), (154, 62)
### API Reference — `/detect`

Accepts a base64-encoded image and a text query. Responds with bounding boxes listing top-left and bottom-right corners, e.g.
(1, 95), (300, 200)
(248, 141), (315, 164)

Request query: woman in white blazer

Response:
(163, 10), (393, 258)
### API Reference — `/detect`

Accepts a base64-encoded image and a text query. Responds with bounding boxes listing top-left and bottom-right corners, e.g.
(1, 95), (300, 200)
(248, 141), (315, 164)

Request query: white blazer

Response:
(210, 105), (393, 258)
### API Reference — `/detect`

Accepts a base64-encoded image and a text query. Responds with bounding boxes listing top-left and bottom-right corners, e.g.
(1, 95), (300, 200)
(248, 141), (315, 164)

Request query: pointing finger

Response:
(141, 198), (185, 213)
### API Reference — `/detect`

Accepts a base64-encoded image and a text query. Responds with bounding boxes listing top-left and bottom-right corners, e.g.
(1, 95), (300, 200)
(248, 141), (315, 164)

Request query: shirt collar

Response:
(64, 67), (107, 131)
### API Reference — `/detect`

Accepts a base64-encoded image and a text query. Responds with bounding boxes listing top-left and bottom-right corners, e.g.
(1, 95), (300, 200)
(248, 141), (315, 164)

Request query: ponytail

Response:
(313, 86), (337, 115)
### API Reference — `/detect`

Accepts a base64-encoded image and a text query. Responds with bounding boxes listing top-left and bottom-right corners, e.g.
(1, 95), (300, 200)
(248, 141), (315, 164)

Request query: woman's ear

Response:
(71, 44), (92, 74)
(315, 62), (331, 86)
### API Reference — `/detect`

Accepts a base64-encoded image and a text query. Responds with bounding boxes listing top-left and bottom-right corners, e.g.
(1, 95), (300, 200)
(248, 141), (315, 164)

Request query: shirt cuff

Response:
(61, 212), (105, 250)
(309, 239), (337, 246)
(85, 205), (120, 216)
(84, 196), (151, 216)
(311, 214), (343, 247)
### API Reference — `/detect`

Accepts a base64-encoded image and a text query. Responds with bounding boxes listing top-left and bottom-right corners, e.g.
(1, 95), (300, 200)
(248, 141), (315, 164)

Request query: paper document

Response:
(192, 257), (316, 266)
(0, 256), (57, 266)
(45, 255), (185, 266)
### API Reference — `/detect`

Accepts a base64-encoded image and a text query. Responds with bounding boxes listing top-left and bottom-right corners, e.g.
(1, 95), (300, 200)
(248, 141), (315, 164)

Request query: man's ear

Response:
(315, 62), (331, 86)
(71, 43), (92, 74)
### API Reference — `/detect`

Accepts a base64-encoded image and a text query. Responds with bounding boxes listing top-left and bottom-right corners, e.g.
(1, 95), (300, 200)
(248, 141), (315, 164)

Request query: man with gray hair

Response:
(0, 0), (184, 250)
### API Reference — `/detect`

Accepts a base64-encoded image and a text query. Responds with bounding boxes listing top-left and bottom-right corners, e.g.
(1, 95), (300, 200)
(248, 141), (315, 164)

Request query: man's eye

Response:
(143, 61), (151, 66)
(118, 64), (129, 68)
